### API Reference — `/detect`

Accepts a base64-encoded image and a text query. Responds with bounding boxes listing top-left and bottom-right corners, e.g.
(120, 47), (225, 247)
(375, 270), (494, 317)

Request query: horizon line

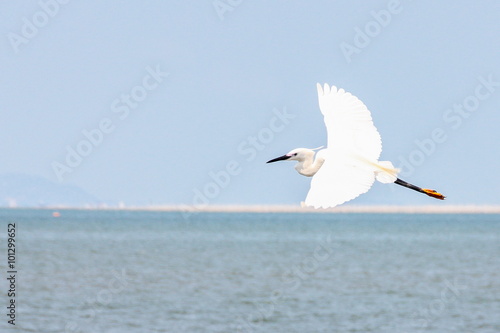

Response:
(2, 204), (500, 214)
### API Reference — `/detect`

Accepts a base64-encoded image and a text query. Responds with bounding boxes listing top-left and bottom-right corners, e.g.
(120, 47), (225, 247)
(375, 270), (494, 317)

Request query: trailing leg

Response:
(394, 178), (445, 200)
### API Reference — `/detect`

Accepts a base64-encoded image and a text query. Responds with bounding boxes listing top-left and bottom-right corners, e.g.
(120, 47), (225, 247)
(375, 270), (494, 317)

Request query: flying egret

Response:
(267, 83), (445, 208)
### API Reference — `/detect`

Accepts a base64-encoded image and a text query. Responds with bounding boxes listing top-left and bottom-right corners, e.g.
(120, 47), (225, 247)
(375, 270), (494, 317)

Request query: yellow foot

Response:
(422, 189), (446, 200)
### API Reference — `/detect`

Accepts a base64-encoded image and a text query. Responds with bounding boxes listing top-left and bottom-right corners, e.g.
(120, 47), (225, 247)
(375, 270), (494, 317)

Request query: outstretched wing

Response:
(317, 83), (381, 159)
(304, 84), (382, 208)
(305, 149), (376, 208)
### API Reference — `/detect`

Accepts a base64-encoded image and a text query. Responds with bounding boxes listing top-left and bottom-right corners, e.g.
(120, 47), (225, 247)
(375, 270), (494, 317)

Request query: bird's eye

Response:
(293, 153), (298, 156)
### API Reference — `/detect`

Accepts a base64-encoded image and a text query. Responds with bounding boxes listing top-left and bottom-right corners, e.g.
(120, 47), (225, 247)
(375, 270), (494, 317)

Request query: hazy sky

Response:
(1, 1), (499, 206)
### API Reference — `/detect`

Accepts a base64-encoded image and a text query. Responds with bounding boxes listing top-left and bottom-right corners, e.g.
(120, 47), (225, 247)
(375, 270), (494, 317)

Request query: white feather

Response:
(305, 84), (383, 208)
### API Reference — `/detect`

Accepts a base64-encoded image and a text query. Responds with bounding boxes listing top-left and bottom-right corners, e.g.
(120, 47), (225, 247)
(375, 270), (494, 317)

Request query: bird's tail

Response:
(374, 161), (399, 184)
(351, 154), (399, 183)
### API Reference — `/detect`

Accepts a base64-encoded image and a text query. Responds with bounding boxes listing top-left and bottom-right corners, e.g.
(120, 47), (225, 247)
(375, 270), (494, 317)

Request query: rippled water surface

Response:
(0, 209), (499, 332)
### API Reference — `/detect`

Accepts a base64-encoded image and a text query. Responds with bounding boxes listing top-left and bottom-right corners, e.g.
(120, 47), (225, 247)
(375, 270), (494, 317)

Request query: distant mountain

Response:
(0, 173), (103, 207)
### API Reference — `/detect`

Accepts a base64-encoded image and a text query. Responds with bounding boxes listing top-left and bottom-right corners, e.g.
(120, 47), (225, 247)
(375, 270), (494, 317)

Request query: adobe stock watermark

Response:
(398, 73), (498, 177)
(7, 0), (71, 54)
(213, 0), (243, 21)
(409, 277), (468, 330)
(234, 234), (340, 333)
(63, 269), (135, 333)
(340, 0), (403, 64)
(51, 64), (169, 182)
(181, 106), (295, 220)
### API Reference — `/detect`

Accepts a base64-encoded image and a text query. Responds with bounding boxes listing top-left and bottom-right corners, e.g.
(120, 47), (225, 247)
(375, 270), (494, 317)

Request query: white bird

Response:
(267, 83), (445, 208)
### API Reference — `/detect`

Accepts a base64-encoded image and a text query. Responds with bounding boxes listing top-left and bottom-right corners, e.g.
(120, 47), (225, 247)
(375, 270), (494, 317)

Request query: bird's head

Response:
(266, 148), (316, 163)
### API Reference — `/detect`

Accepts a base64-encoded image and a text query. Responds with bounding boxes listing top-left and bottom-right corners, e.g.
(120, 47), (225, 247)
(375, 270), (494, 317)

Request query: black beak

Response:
(266, 155), (291, 163)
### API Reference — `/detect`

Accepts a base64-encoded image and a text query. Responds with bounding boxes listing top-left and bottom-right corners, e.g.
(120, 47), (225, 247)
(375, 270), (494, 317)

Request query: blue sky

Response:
(1, 1), (499, 206)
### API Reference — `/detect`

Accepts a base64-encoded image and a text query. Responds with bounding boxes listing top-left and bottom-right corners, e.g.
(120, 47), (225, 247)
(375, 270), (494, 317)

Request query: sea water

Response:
(0, 209), (499, 333)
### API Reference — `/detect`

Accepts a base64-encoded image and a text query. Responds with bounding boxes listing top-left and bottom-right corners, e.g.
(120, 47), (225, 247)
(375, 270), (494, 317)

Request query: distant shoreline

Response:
(2, 205), (500, 214)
